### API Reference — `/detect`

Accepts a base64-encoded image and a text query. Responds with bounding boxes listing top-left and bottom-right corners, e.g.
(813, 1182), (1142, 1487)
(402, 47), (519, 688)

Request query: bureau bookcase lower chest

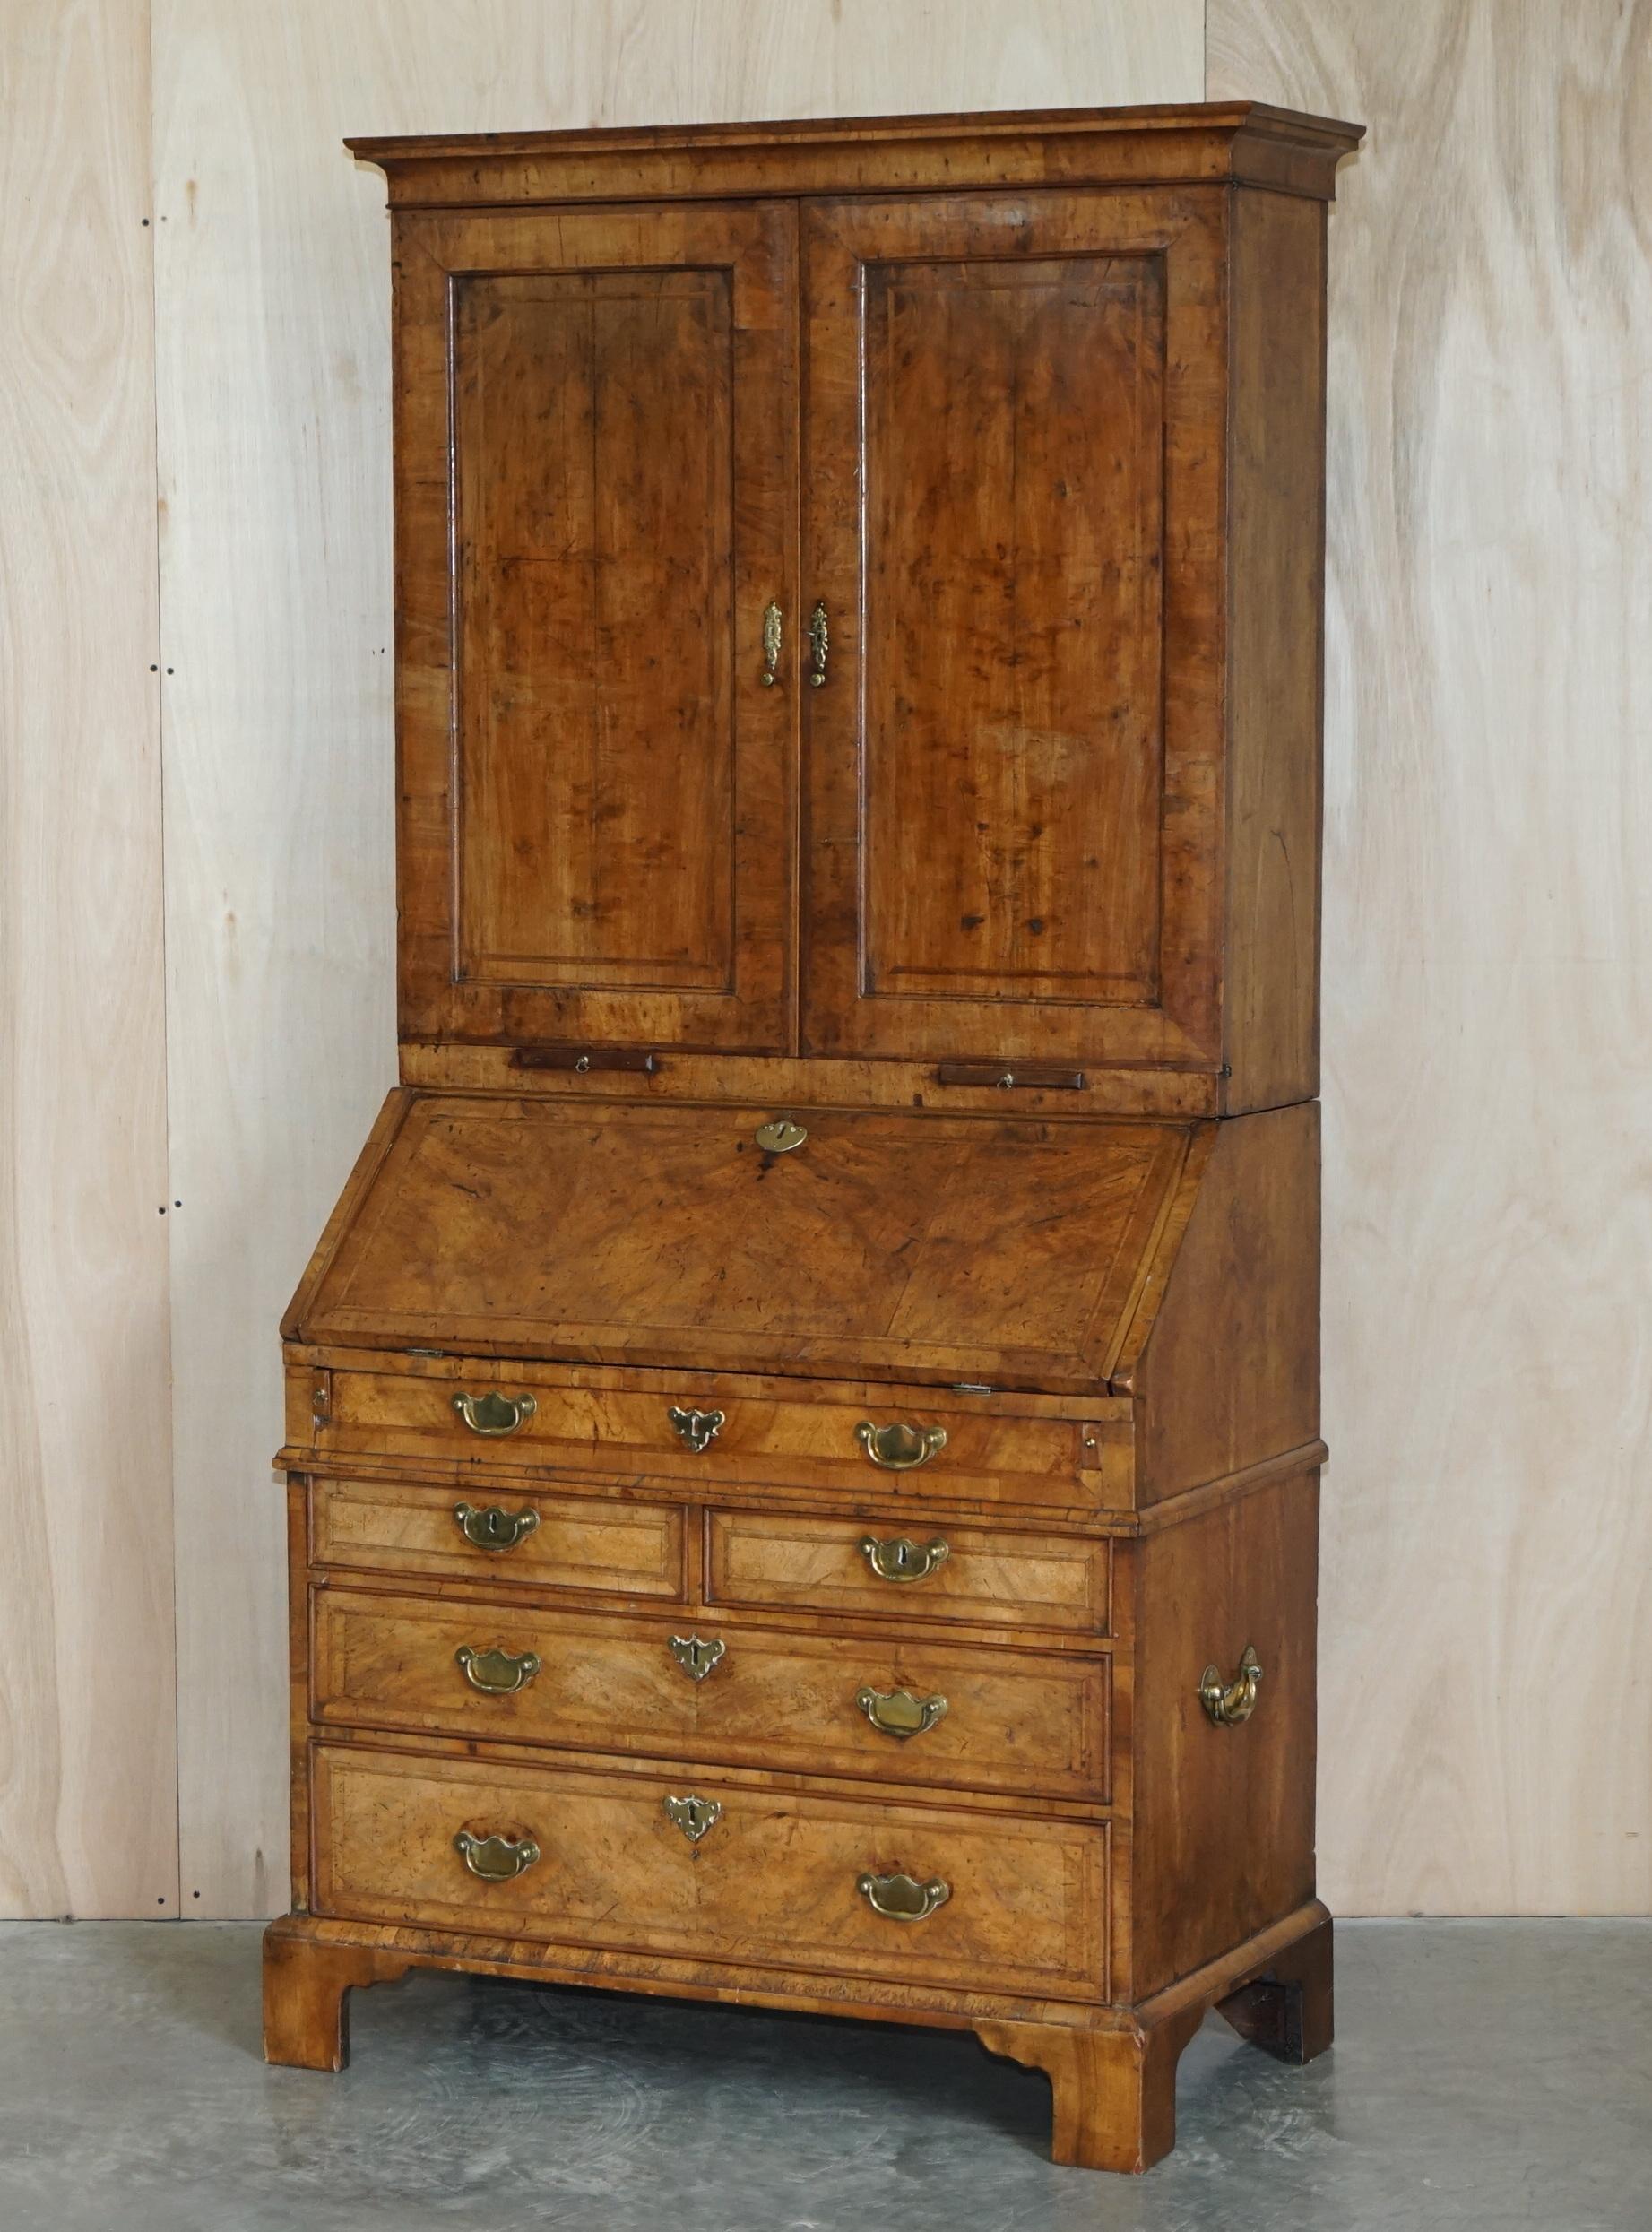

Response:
(264, 99), (1360, 2174)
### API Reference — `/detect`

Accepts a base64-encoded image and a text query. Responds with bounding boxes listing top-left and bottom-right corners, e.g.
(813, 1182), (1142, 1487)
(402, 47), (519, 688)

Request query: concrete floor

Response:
(0, 1921), (1646, 2231)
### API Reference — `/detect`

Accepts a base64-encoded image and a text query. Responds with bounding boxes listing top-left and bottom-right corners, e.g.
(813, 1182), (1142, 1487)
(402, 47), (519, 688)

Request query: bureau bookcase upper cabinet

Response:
(392, 165), (1323, 1102)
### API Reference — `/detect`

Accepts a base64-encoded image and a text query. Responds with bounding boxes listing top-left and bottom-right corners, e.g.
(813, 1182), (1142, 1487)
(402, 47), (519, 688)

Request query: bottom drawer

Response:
(313, 1743), (1106, 2003)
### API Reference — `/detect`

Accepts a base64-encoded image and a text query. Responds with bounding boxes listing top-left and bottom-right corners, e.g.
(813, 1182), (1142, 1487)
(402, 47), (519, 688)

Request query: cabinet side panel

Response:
(1129, 1470), (1319, 1999)
(1133, 1101), (1319, 1501)
(1222, 186), (1327, 1113)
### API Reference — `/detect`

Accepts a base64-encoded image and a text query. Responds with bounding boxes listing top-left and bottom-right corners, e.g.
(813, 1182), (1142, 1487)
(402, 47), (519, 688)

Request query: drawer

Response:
(313, 1743), (1106, 2002)
(309, 1477), (685, 1599)
(705, 1510), (1111, 1634)
(305, 1365), (1115, 1510)
(311, 1588), (1110, 1799)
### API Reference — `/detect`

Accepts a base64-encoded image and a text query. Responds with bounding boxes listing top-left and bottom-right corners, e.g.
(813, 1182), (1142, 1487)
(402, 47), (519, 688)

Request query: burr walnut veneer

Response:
(264, 100), (1360, 2175)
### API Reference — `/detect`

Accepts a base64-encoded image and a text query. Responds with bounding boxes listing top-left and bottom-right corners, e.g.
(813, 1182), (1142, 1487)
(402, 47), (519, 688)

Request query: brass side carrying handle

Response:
(454, 1830), (540, 1882)
(455, 1645), (541, 1695)
(857, 1870), (950, 1922)
(451, 1390), (537, 1437)
(453, 1502), (540, 1553)
(760, 600), (783, 687)
(859, 1535), (950, 1584)
(855, 1686), (947, 1741)
(1199, 1644), (1263, 1726)
(856, 1421), (947, 1472)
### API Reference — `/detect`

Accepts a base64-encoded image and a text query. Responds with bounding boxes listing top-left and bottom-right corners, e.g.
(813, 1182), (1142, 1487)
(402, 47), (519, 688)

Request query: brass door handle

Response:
(451, 1390), (538, 1437)
(1199, 1645), (1263, 1726)
(669, 1635), (726, 1683)
(760, 600), (783, 686)
(855, 1686), (948, 1741)
(453, 1502), (540, 1552)
(454, 1830), (540, 1882)
(857, 1870), (950, 1921)
(856, 1421), (947, 1471)
(667, 1405), (725, 1453)
(455, 1645), (541, 1695)
(858, 1535), (950, 1584)
(808, 600), (828, 687)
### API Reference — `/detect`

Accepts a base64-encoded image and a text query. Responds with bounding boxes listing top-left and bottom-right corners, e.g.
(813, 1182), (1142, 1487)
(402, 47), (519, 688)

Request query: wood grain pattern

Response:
(309, 1477), (686, 1597)
(312, 1741), (1109, 2001)
(0, 0), (178, 1918)
(1210, 0), (1652, 1916)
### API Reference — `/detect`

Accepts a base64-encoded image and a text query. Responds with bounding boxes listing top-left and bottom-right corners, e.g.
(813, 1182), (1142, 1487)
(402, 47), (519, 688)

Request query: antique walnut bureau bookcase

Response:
(264, 101), (1362, 2174)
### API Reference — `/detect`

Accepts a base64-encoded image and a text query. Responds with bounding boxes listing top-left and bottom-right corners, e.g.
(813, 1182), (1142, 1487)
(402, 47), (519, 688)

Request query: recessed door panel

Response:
(395, 203), (796, 1051)
(802, 193), (1225, 1070)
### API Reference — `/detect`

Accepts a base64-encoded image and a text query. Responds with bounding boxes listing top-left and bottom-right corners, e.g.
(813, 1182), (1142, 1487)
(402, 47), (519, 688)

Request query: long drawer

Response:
(705, 1510), (1111, 1634)
(303, 1365), (1117, 1510)
(310, 1477), (686, 1599)
(312, 1743), (1107, 2002)
(311, 1588), (1111, 1799)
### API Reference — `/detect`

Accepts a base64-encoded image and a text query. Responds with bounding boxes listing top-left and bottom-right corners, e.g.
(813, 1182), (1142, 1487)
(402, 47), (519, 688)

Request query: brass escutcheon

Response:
(667, 1404), (725, 1453)
(808, 601), (828, 687)
(453, 1502), (540, 1553)
(856, 1420), (947, 1471)
(451, 1390), (537, 1437)
(1199, 1644), (1264, 1726)
(455, 1644), (541, 1696)
(754, 1118), (807, 1154)
(856, 1870), (950, 1922)
(669, 1634), (726, 1683)
(454, 1830), (540, 1882)
(858, 1535), (950, 1584)
(662, 1793), (722, 1845)
(760, 600), (783, 687)
(855, 1686), (948, 1741)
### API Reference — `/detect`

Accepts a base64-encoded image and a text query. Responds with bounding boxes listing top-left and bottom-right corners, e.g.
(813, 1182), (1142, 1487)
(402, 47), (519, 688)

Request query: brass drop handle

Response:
(855, 1686), (948, 1741)
(760, 600), (783, 687)
(857, 1870), (950, 1922)
(668, 1405), (725, 1453)
(453, 1502), (540, 1553)
(858, 1535), (950, 1584)
(451, 1390), (537, 1437)
(1199, 1644), (1263, 1726)
(454, 1830), (540, 1882)
(455, 1645), (541, 1695)
(856, 1420), (947, 1471)
(808, 600), (828, 687)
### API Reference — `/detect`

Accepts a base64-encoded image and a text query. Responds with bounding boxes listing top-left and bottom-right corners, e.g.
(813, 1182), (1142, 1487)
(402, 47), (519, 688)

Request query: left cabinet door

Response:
(394, 203), (797, 1052)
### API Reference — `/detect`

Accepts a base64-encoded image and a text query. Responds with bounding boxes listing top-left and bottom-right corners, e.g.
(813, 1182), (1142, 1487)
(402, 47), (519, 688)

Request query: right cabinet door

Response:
(801, 191), (1224, 1072)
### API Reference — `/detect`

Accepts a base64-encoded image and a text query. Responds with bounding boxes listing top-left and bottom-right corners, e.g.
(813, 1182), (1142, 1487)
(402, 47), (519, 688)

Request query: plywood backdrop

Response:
(2, 0), (1647, 1918)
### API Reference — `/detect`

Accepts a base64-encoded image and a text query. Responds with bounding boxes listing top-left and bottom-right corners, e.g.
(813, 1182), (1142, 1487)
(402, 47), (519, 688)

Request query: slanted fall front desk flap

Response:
(286, 1092), (1201, 1394)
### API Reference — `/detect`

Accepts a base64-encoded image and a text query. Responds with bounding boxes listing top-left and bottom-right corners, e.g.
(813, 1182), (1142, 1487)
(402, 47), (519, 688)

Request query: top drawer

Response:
(298, 1365), (1123, 1510)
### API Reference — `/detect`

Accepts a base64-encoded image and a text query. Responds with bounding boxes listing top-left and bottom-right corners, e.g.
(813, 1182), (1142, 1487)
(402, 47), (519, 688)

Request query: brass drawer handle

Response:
(856, 1421), (947, 1471)
(453, 1501), (540, 1553)
(1199, 1645), (1263, 1726)
(455, 1645), (541, 1695)
(667, 1405), (725, 1453)
(662, 1794), (722, 1845)
(857, 1870), (950, 1922)
(451, 1390), (537, 1437)
(855, 1686), (948, 1741)
(669, 1634), (726, 1683)
(858, 1534), (950, 1584)
(454, 1830), (540, 1882)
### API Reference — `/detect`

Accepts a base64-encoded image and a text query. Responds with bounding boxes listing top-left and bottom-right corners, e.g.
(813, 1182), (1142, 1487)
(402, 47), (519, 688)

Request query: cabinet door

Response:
(395, 203), (796, 1051)
(801, 193), (1224, 1071)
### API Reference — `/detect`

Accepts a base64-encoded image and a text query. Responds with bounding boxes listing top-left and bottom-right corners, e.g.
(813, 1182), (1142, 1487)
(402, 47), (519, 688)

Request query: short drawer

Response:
(311, 1589), (1110, 1799)
(705, 1510), (1111, 1634)
(313, 1743), (1106, 2003)
(306, 1366), (1115, 1510)
(309, 1477), (685, 1599)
